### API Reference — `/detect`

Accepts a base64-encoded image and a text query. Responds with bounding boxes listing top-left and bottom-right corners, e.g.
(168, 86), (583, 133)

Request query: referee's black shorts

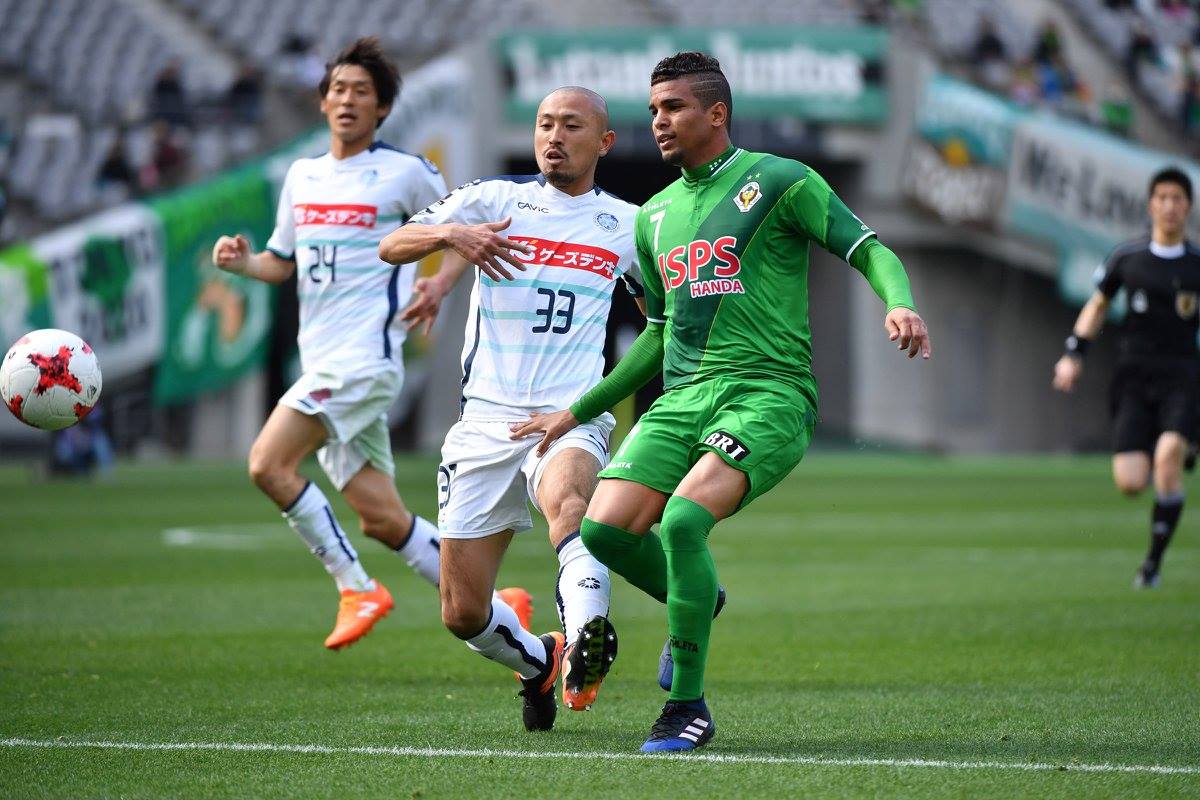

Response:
(1110, 359), (1200, 454)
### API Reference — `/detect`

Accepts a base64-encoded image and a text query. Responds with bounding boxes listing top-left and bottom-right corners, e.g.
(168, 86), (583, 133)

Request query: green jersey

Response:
(636, 145), (883, 406)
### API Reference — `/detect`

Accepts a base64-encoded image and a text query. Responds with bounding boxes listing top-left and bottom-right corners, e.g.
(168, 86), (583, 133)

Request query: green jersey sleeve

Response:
(778, 167), (875, 262)
(635, 209), (666, 323)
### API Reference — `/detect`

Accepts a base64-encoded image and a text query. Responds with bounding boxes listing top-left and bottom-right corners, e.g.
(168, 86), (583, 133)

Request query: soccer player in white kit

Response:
(380, 87), (642, 731)
(211, 38), (447, 650)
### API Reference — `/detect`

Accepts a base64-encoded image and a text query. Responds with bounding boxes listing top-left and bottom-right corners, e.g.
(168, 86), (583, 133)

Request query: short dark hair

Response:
(650, 51), (733, 129)
(318, 37), (401, 128)
(1149, 166), (1193, 204)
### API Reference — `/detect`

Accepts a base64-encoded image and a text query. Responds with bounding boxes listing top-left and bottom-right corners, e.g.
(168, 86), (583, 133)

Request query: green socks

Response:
(659, 496), (718, 701)
(580, 496), (719, 701)
(580, 518), (668, 603)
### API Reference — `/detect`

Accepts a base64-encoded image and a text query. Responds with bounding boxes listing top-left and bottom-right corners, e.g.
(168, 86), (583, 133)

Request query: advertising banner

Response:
(31, 205), (164, 383)
(902, 76), (1019, 224)
(906, 75), (1200, 306)
(149, 168), (276, 404)
(498, 27), (889, 125)
(0, 244), (52, 351)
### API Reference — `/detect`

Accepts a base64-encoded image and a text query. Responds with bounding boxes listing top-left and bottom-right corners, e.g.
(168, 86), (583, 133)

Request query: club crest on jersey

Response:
(1177, 291), (1198, 319)
(733, 181), (762, 213)
(594, 212), (619, 232)
(359, 169), (379, 185)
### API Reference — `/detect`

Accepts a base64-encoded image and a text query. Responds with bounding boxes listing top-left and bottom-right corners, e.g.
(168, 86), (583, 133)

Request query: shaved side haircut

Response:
(650, 51), (733, 129)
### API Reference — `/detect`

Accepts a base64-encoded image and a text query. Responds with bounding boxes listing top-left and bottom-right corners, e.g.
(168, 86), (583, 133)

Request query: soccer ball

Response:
(1, 329), (103, 431)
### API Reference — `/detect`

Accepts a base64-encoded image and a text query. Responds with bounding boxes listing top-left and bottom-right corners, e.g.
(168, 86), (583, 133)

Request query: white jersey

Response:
(411, 174), (641, 419)
(266, 142), (448, 372)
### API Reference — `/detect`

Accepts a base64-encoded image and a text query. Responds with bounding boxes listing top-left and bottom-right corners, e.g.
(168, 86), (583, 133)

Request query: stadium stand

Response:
(1063, 0), (1200, 134)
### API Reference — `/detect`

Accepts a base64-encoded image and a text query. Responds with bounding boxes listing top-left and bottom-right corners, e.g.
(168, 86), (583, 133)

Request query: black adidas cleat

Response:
(640, 698), (715, 753)
(518, 632), (565, 731)
(563, 615), (618, 711)
(1133, 559), (1161, 589)
(659, 586), (726, 692)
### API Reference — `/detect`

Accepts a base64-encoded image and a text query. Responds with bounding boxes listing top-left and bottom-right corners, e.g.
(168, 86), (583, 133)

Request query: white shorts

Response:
(436, 414), (615, 539)
(279, 362), (402, 490)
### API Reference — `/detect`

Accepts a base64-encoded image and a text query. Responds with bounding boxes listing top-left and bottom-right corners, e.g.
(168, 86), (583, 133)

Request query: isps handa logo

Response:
(657, 237), (744, 298)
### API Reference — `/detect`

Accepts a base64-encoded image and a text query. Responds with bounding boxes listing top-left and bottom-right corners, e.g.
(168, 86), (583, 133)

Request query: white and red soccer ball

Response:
(1, 329), (103, 431)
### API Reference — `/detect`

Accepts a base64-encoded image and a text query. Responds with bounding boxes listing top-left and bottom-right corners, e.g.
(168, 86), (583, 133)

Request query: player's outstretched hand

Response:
(401, 276), (449, 336)
(885, 307), (932, 360)
(1052, 355), (1082, 393)
(447, 217), (534, 282)
(509, 409), (580, 457)
(212, 234), (251, 274)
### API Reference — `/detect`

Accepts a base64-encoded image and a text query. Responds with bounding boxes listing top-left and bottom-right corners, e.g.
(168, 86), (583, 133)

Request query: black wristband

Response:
(1065, 335), (1090, 358)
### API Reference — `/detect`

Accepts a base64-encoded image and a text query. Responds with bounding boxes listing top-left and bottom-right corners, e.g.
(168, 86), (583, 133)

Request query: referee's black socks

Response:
(1147, 492), (1184, 567)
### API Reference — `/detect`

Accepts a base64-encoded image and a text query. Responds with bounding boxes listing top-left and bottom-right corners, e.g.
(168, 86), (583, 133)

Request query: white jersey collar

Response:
(539, 177), (598, 204)
(1149, 240), (1186, 259)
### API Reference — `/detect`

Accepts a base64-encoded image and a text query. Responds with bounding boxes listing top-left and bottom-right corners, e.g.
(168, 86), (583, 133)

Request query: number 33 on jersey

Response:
(410, 174), (641, 419)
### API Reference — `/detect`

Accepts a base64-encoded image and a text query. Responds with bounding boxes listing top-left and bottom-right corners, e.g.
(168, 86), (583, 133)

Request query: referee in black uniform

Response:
(1053, 167), (1199, 588)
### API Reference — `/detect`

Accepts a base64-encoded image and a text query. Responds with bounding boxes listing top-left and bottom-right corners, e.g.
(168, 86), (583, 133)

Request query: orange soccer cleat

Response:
(496, 586), (534, 631)
(519, 631), (566, 731)
(324, 581), (394, 650)
(563, 615), (618, 711)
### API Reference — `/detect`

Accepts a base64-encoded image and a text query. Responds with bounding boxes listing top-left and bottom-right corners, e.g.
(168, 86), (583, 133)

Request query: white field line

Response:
(1, 737), (1196, 776)
(161, 526), (291, 550)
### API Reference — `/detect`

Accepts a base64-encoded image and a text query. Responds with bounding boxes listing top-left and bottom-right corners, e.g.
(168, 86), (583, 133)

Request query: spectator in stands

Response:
(140, 121), (189, 191)
(1100, 81), (1135, 136)
(1126, 19), (1159, 83)
(228, 63), (264, 127)
(1010, 59), (1040, 106)
(1033, 21), (1064, 65)
(97, 136), (136, 201)
(1184, 62), (1200, 135)
(972, 15), (1011, 91)
(150, 62), (191, 129)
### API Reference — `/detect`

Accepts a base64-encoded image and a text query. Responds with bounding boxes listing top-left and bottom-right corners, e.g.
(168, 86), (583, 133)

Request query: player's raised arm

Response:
(1052, 290), (1110, 393)
(379, 218), (533, 280)
(211, 234), (295, 284)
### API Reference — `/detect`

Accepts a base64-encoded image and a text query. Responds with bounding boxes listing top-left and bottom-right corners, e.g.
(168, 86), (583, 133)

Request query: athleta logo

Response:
(511, 236), (618, 278)
(658, 237), (743, 299)
(704, 430), (750, 461)
(669, 636), (699, 653)
(293, 203), (378, 228)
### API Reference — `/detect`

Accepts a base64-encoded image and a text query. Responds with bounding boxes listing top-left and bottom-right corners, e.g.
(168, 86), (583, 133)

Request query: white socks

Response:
(466, 595), (547, 679)
(282, 481), (373, 592)
(555, 532), (611, 645)
(396, 515), (441, 586)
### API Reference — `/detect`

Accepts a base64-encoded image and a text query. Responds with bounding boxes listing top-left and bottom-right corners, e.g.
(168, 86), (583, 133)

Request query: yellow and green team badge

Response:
(733, 181), (761, 213)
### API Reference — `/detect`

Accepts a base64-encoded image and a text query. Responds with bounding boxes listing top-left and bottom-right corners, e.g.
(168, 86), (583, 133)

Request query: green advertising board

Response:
(0, 244), (52, 350)
(498, 27), (888, 124)
(148, 167), (276, 404)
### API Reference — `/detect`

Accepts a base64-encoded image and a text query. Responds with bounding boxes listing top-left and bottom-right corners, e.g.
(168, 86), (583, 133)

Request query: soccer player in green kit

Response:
(511, 52), (932, 752)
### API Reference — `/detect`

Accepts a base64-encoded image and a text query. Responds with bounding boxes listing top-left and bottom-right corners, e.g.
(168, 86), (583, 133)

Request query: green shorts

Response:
(598, 377), (816, 510)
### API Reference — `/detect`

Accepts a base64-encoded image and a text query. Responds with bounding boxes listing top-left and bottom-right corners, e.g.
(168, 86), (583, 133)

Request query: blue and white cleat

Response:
(640, 698), (715, 753)
(658, 586), (727, 691)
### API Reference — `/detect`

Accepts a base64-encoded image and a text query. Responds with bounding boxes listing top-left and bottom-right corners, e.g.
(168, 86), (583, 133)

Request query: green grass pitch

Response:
(0, 453), (1196, 798)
